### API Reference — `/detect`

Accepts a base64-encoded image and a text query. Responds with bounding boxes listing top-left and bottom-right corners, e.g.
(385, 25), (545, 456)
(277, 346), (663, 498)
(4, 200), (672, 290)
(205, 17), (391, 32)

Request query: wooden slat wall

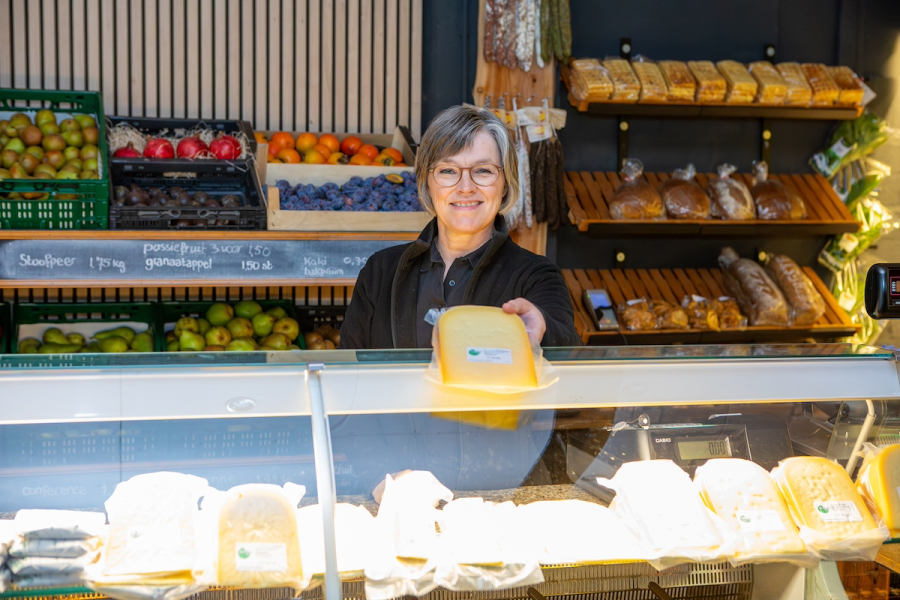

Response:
(0, 0), (423, 138)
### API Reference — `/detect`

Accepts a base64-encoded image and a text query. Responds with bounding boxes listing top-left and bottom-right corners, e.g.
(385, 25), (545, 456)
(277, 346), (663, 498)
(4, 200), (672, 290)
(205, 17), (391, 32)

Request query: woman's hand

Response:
(502, 298), (546, 345)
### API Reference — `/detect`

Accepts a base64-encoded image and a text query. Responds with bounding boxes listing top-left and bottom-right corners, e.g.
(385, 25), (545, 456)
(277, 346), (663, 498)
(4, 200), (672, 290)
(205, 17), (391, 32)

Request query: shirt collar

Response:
(420, 227), (499, 272)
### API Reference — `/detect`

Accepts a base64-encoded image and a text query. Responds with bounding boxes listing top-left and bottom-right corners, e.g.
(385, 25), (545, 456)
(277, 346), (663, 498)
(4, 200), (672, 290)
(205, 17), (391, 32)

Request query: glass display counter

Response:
(0, 344), (898, 600)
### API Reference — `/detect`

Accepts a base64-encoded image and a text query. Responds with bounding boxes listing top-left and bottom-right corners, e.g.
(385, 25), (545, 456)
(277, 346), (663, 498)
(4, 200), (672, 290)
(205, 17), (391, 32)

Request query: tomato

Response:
(340, 135), (363, 156)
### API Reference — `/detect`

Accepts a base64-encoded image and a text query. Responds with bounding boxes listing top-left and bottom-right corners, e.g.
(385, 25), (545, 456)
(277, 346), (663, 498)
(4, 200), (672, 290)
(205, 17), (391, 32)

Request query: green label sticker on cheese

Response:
(814, 500), (862, 523)
(736, 510), (786, 532)
(466, 347), (513, 365)
(235, 542), (288, 572)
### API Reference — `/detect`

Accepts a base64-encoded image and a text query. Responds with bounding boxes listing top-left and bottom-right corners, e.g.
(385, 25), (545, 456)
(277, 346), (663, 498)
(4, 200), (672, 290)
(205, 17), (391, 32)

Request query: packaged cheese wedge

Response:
(856, 443), (900, 538)
(295, 503), (376, 578)
(694, 459), (815, 567)
(597, 460), (733, 569)
(772, 457), (888, 561)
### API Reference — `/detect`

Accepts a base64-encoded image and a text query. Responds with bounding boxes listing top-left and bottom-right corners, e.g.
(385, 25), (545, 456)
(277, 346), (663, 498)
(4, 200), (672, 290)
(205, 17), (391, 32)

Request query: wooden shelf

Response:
(564, 171), (859, 236)
(564, 267), (859, 345)
(0, 230), (419, 241)
(560, 65), (863, 120)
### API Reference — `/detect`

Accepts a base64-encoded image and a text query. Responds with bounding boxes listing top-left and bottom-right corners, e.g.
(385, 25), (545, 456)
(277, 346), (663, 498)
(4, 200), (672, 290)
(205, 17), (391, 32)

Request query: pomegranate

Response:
(209, 134), (241, 160)
(143, 138), (175, 159)
(113, 143), (142, 158)
(176, 136), (208, 159)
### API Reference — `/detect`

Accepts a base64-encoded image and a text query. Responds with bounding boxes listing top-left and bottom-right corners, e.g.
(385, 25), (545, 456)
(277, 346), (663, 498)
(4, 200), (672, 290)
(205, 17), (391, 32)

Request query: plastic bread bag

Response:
(695, 459), (817, 569)
(601, 58), (640, 102)
(708, 164), (756, 220)
(751, 161), (807, 220)
(15, 573), (87, 588)
(568, 59), (613, 101)
(718, 60), (758, 103)
(681, 295), (720, 330)
(659, 164), (711, 219)
(719, 247), (790, 326)
(631, 55), (667, 102)
(14, 509), (106, 540)
(776, 62), (813, 105)
(432, 499), (543, 592)
(651, 300), (689, 330)
(802, 63), (840, 105)
(658, 60), (696, 102)
(828, 66), (865, 106)
(688, 61), (726, 102)
(609, 159), (665, 220)
(709, 296), (748, 329)
(617, 298), (657, 331)
(10, 537), (101, 559)
(516, 500), (648, 565)
(424, 305), (558, 395)
(597, 460), (735, 570)
(771, 457), (888, 562)
(748, 61), (787, 105)
(765, 254), (825, 326)
(855, 443), (900, 538)
(295, 503), (375, 578)
(8, 556), (94, 578)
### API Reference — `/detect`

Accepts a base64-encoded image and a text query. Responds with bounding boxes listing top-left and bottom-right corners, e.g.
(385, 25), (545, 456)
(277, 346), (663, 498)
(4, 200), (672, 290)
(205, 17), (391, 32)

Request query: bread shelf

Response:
(563, 267), (859, 345)
(564, 171), (859, 236)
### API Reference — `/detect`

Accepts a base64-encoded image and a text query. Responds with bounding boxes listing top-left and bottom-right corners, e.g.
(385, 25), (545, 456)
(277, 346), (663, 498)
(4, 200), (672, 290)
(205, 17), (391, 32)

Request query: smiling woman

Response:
(340, 104), (582, 350)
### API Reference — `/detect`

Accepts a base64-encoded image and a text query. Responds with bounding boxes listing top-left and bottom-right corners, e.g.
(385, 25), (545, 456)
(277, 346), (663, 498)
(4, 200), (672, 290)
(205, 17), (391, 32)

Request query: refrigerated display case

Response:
(0, 343), (898, 600)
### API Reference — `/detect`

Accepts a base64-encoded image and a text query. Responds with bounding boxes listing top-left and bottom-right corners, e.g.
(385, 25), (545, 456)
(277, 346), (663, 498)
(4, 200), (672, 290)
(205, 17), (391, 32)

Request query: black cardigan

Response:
(340, 217), (582, 349)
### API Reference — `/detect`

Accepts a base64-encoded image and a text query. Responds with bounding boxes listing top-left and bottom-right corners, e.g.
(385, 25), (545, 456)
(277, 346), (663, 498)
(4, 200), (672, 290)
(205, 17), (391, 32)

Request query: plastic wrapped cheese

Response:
(631, 56), (667, 102)
(598, 460), (731, 568)
(602, 58), (640, 102)
(708, 164), (756, 220)
(718, 61), (757, 103)
(659, 164), (711, 219)
(772, 457), (888, 561)
(776, 62), (813, 105)
(659, 61), (696, 102)
(748, 61), (787, 105)
(695, 459), (813, 567)
(828, 66), (864, 106)
(751, 161), (807, 220)
(802, 63), (840, 105)
(857, 444), (900, 538)
(295, 503), (376, 577)
(216, 484), (305, 589)
(688, 61), (726, 102)
(609, 159), (665, 220)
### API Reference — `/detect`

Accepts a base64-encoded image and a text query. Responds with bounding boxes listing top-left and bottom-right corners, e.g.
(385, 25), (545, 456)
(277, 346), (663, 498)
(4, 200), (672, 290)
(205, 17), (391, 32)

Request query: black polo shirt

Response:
(415, 237), (492, 348)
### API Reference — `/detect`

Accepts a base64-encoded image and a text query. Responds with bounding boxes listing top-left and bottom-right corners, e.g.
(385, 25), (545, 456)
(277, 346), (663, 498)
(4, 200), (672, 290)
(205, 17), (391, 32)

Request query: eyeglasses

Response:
(428, 163), (503, 187)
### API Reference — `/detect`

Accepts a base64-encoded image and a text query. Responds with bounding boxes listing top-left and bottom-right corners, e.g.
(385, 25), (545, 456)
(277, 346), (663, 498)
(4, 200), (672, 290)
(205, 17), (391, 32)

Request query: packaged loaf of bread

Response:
(748, 61), (787, 104)
(618, 298), (657, 331)
(631, 55), (667, 102)
(708, 164), (756, 220)
(801, 63), (840, 105)
(719, 247), (790, 326)
(659, 163), (711, 219)
(652, 300), (689, 330)
(751, 161), (807, 220)
(718, 60), (758, 103)
(710, 296), (748, 329)
(659, 60), (696, 101)
(682, 295), (720, 330)
(569, 58), (613, 101)
(776, 62), (813, 105)
(765, 254), (825, 325)
(602, 58), (640, 102)
(609, 159), (665, 220)
(688, 61), (726, 102)
(828, 66), (864, 106)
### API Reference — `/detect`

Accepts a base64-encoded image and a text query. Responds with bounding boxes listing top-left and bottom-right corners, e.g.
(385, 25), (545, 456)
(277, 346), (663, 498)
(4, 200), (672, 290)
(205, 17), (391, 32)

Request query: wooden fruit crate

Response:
(563, 266), (859, 345)
(838, 561), (890, 600)
(564, 170), (859, 236)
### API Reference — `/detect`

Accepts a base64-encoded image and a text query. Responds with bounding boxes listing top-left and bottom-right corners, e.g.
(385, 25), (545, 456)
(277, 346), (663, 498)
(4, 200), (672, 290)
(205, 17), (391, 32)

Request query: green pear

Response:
(225, 337), (259, 352)
(289, 344), (301, 350)
(266, 307), (288, 319)
(234, 300), (263, 319)
(179, 330), (206, 351)
(131, 332), (154, 352)
(251, 312), (276, 337)
(226, 317), (254, 339)
(165, 330), (177, 344)
(75, 115), (97, 129)
(198, 318), (211, 336)
(167, 340), (180, 352)
(99, 336), (130, 353)
(35, 110), (57, 127)
(66, 332), (85, 346)
(205, 303), (234, 326)
(17, 338), (41, 354)
(261, 333), (291, 350)
(273, 317), (300, 342)
(42, 327), (70, 345)
(84, 341), (102, 353)
(174, 317), (199, 337)
(38, 343), (83, 354)
(205, 326), (232, 347)
(95, 326), (136, 344)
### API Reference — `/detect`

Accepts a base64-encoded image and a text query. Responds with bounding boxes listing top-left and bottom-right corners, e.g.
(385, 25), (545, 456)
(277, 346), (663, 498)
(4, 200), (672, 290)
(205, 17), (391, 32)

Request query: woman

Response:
(341, 104), (581, 349)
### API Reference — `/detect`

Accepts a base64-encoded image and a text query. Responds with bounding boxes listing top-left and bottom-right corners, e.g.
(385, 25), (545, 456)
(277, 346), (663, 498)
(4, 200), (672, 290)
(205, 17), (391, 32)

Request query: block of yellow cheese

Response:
(695, 459), (807, 562)
(437, 306), (537, 389)
(857, 444), (900, 537)
(772, 457), (885, 558)
(217, 484), (304, 589)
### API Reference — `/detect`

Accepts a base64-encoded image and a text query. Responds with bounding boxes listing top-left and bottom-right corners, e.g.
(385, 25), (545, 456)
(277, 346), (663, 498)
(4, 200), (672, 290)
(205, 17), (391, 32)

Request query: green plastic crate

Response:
(13, 302), (162, 354)
(0, 88), (110, 229)
(158, 300), (305, 350)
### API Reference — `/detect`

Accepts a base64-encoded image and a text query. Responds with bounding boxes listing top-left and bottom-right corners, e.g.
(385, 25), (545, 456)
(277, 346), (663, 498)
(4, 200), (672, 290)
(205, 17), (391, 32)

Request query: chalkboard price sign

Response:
(0, 239), (401, 282)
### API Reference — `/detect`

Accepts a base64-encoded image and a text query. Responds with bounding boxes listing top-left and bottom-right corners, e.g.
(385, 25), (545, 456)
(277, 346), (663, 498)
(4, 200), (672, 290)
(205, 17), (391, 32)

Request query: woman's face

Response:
(428, 130), (505, 239)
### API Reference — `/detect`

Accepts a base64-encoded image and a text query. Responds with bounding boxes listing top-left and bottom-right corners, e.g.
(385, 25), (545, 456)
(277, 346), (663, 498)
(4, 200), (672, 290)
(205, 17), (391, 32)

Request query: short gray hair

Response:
(415, 105), (520, 217)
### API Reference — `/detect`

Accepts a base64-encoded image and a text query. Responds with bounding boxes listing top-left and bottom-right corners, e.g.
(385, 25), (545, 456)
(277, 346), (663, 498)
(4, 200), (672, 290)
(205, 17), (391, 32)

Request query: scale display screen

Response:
(676, 438), (732, 461)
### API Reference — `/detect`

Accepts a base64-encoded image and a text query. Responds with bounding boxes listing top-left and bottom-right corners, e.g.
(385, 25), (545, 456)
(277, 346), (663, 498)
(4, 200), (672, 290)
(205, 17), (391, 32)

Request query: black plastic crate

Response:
(296, 305), (346, 348)
(109, 159), (266, 230)
(107, 116), (257, 168)
(158, 300), (305, 350)
(0, 302), (9, 354)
